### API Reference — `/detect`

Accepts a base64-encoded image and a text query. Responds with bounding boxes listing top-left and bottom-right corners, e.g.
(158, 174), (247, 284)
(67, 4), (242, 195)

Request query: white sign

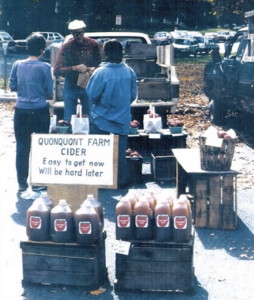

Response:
(112, 240), (131, 255)
(30, 134), (114, 185)
(116, 15), (122, 25)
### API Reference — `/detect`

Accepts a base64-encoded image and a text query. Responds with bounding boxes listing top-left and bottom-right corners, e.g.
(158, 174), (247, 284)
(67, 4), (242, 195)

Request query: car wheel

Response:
(209, 98), (225, 125)
(194, 50), (198, 57)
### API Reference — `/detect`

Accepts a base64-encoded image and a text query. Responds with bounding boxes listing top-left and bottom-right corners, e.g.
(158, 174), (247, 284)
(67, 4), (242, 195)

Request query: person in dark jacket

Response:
(54, 20), (102, 122)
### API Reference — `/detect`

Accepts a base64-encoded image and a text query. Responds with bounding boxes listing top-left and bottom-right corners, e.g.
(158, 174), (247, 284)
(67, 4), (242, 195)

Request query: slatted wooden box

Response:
(190, 174), (237, 230)
(114, 234), (195, 294)
(151, 152), (176, 182)
(20, 231), (107, 289)
(127, 156), (143, 184)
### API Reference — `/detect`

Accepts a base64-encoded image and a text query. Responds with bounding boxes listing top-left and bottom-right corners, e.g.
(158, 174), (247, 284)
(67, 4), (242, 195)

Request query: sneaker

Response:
(31, 186), (47, 192)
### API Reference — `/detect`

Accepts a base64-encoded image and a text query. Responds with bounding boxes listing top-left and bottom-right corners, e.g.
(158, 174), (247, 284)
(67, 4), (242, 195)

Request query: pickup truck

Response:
(50, 32), (180, 127)
(204, 11), (254, 125)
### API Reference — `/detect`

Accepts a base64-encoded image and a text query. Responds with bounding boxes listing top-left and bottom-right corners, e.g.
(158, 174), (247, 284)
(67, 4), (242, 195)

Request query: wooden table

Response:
(172, 149), (239, 230)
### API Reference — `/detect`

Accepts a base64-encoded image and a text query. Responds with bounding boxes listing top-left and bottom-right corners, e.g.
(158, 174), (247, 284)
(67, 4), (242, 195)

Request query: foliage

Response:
(1, 0), (254, 38)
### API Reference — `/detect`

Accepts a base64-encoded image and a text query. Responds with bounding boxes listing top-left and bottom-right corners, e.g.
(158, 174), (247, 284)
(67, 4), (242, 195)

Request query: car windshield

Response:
(174, 39), (191, 45)
(156, 32), (166, 37)
(196, 37), (204, 43)
(1, 33), (12, 41)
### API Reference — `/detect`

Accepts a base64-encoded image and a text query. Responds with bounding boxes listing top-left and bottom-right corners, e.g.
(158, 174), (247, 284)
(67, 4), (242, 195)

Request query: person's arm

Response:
(86, 69), (105, 105)
(53, 44), (88, 77)
(43, 65), (53, 99)
(9, 61), (19, 92)
(130, 68), (137, 102)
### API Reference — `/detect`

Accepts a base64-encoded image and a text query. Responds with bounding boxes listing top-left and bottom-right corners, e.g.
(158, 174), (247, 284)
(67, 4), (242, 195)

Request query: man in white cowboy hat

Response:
(54, 20), (102, 122)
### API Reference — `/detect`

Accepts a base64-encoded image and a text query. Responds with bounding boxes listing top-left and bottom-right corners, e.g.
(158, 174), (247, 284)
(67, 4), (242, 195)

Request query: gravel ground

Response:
(0, 100), (254, 300)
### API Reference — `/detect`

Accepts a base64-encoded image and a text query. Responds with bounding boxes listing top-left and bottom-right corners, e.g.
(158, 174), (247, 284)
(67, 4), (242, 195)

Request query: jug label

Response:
(117, 215), (130, 228)
(174, 216), (187, 229)
(54, 219), (67, 232)
(135, 215), (148, 228)
(79, 222), (92, 234)
(156, 215), (169, 227)
(30, 216), (42, 229)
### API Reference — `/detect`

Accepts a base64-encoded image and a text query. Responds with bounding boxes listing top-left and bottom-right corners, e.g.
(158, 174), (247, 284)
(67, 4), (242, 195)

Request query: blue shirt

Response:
(9, 59), (53, 109)
(86, 62), (137, 135)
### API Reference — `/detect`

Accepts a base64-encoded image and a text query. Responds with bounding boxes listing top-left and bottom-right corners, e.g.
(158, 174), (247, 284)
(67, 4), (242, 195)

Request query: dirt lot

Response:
(0, 60), (254, 300)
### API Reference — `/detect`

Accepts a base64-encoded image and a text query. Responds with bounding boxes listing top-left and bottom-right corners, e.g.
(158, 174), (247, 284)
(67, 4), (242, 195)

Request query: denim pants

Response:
(90, 123), (130, 186)
(64, 79), (90, 122)
(14, 105), (50, 187)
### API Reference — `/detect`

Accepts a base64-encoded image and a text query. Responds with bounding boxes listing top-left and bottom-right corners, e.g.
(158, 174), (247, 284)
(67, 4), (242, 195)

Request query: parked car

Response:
(151, 38), (171, 46)
(194, 36), (219, 55)
(187, 31), (203, 38)
(213, 31), (236, 43)
(14, 31), (64, 53)
(153, 31), (173, 42)
(204, 32), (217, 41)
(40, 39), (64, 64)
(0, 31), (16, 53)
(170, 30), (189, 39)
(173, 38), (199, 57)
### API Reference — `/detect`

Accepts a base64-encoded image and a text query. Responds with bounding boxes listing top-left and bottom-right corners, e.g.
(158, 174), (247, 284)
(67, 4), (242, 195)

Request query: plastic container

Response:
(74, 201), (101, 245)
(116, 197), (133, 241)
(81, 194), (104, 230)
(172, 197), (191, 243)
(26, 198), (50, 241)
(134, 197), (153, 240)
(50, 199), (75, 243)
(154, 199), (172, 242)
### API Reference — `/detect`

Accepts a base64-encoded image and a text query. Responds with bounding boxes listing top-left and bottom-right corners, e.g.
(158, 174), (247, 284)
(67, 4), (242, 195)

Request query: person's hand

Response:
(72, 64), (87, 73)
(88, 67), (95, 75)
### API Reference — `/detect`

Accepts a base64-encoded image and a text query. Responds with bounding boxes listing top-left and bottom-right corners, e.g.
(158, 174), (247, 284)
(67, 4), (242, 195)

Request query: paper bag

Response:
(77, 72), (91, 89)
(143, 114), (162, 133)
(71, 104), (89, 134)
(49, 114), (57, 133)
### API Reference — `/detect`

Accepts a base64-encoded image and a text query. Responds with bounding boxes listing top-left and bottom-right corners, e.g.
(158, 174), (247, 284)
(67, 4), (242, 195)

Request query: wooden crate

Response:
(190, 174), (237, 230)
(151, 152), (176, 182)
(127, 156), (143, 184)
(20, 232), (107, 289)
(199, 136), (237, 171)
(114, 234), (195, 294)
(148, 133), (187, 154)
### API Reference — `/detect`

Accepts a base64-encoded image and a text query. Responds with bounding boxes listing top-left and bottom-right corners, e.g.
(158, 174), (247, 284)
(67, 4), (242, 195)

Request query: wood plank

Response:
(176, 161), (187, 198)
(115, 270), (194, 291)
(22, 254), (96, 273)
(116, 247), (193, 263)
(172, 149), (239, 174)
(208, 176), (222, 229)
(22, 269), (102, 287)
(116, 260), (192, 275)
(222, 174), (237, 229)
(194, 178), (208, 228)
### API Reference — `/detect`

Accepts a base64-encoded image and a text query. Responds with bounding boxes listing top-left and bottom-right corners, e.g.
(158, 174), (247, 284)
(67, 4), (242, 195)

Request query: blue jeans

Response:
(14, 105), (50, 188)
(90, 123), (130, 186)
(64, 79), (90, 122)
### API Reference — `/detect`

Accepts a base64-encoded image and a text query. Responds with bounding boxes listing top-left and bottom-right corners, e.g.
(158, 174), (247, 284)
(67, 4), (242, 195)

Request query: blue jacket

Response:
(9, 59), (53, 109)
(86, 62), (137, 135)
